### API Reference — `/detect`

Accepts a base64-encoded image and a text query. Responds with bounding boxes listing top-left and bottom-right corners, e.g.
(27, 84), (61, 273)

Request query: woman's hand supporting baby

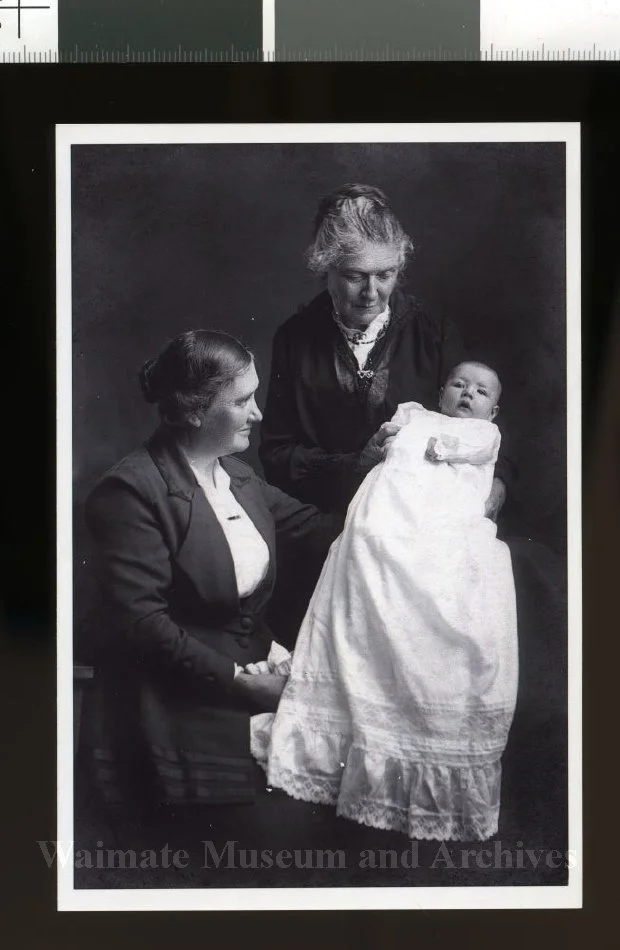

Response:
(484, 478), (506, 522)
(232, 672), (288, 711)
(358, 421), (402, 471)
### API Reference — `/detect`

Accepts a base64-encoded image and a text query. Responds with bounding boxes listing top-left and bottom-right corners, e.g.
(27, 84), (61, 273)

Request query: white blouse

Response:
(186, 457), (270, 599)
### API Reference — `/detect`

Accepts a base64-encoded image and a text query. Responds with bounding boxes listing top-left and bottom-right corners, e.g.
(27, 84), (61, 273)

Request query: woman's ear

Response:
(187, 413), (202, 428)
(438, 387), (444, 407)
(491, 405), (499, 420)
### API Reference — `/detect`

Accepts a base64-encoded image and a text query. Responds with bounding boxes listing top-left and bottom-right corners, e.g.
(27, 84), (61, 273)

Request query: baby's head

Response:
(439, 361), (501, 421)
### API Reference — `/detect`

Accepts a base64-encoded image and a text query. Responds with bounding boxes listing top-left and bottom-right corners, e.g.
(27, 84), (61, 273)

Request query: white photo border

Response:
(56, 121), (582, 911)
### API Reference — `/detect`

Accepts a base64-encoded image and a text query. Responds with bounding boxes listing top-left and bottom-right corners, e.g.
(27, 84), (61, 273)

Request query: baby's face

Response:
(440, 364), (500, 420)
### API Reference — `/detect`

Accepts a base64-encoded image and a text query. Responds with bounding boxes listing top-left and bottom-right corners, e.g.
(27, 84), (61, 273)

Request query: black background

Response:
(1, 63), (617, 945)
(71, 141), (566, 507)
(71, 139), (566, 633)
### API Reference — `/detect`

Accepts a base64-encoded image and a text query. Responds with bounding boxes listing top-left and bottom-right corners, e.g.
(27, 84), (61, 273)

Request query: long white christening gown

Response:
(251, 403), (518, 841)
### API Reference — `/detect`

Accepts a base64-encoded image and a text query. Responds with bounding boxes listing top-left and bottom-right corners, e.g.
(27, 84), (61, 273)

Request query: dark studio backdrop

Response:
(72, 140), (567, 640)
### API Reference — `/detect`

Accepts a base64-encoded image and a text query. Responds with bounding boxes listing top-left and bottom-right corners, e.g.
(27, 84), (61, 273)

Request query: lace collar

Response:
(333, 306), (391, 346)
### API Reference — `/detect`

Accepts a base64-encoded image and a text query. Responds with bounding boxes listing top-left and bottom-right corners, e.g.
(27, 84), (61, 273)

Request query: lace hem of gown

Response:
(251, 715), (501, 842)
(265, 765), (499, 841)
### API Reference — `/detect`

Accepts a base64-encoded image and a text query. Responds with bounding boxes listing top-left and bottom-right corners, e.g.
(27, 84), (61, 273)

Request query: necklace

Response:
(333, 309), (391, 347)
(349, 330), (377, 345)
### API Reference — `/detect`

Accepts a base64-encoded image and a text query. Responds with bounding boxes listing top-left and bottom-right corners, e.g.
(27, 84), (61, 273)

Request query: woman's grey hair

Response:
(305, 183), (414, 276)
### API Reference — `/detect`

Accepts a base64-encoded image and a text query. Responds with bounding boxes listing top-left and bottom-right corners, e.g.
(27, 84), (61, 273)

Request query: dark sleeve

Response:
(259, 326), (361, 505)
(494, 426), (518, 494)
(257, 476), (344, 556)
(86, 477), (237, 688)
(256, 475), (342, 649)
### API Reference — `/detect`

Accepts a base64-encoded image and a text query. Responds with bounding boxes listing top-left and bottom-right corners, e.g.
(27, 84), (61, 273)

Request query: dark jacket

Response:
(259, 289), (516, 514)
(83, 426), (337, 807)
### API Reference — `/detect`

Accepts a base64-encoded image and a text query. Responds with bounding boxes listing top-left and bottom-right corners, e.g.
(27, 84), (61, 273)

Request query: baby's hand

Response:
(244, 660), (271, 675)
(425, 437), (441, 461)
(425, 435), (459, 462)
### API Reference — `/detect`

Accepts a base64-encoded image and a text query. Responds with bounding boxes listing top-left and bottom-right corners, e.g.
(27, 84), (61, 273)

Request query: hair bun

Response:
(139, 356), (160, 403)
(314, 183), (389, 237)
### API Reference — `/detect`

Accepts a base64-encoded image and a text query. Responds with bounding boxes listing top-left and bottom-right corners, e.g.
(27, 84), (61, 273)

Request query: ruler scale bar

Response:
(1, 1), (620, 59)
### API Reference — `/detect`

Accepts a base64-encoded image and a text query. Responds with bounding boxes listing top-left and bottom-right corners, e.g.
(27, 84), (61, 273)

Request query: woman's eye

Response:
(478, 389), (488, 396)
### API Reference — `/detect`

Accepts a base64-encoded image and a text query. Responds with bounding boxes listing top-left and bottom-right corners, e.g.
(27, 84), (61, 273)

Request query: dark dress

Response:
(81, 426), (337, 808)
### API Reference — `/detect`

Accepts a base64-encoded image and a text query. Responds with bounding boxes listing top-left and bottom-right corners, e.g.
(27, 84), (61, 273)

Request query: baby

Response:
(252, 361), (518, 842)
(428, 359), (500, 453)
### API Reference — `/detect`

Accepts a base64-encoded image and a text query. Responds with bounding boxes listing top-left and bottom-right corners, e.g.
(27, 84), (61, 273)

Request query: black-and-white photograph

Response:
(57, 123), (580, 910)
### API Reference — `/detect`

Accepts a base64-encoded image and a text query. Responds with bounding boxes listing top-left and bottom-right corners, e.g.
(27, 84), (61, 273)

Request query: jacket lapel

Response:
(147, 429), (277, 608)
(147, 428), (239, 609)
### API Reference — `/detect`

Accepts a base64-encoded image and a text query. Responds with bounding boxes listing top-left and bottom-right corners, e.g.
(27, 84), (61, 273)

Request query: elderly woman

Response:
(259, 184), (514, 640)
(83, 329), (337, 809)
(259, 183), (514, 517)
